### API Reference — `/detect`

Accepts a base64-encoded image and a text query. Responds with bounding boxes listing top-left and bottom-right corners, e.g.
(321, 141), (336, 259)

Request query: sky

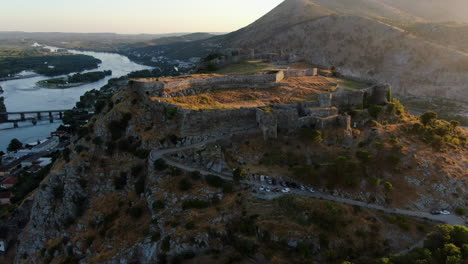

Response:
(0, 0), (284, 34)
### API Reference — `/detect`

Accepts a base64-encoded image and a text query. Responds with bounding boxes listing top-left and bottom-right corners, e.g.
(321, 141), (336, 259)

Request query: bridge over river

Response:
(0, 109), (71, 128)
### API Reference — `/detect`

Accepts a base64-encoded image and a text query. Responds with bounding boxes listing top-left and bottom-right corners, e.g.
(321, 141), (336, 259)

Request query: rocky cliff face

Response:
(10, 86), (467, 264)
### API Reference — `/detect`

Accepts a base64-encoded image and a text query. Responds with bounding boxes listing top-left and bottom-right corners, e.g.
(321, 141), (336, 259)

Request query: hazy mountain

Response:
(223, 0), (468, 102)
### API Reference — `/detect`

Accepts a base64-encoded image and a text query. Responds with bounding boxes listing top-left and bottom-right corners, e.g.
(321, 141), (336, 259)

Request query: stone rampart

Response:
(132, 72), (286, 97)
(284, 68), (318, 77)
(179, 108), (258, 137)
(317, 84), (391, 108)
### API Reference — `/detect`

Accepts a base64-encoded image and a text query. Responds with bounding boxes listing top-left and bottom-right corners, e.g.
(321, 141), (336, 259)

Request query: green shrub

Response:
(7, 138), (23, 152)
(182, 199), (210, 210)
(62, 148), (71, 162)
(134, 176), (146, 196)
(190, 171), (201, 180)
(420, 111), (437, 126)
(185, 221), (196, 230)
(455, 207), (465, 216)
(92, 136), (103, 146)
(178, 178), (193, 191)
(152, 200), (165, 210)
(113, 172), (127, 190)
(205, 175), (224, 188)
(108, 113), (132, 140)
(356, 150), (373, 163)
(161, 236), (171, 252)
(233, 168), (246, 182)
(369, 105), (383, 119)
(127, 206), (143, 219)
(154, 159), (168, 170)
(151, 231), (161, 242)
(384, 181), (394, 191)
(171, 167), (182, 177)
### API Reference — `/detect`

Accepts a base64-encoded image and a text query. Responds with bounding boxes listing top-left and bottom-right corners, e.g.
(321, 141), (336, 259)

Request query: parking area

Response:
(247, 173), (316, 195)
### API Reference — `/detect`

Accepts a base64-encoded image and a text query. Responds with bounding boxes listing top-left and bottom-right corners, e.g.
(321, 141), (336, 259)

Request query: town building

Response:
(0, 240), (6, 253)
(0, 177), (17, 189)
(0, 192), (12, 205)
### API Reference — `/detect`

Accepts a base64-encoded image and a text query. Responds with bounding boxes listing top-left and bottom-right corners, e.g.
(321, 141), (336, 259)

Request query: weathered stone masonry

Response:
(132, 70), (391, 141)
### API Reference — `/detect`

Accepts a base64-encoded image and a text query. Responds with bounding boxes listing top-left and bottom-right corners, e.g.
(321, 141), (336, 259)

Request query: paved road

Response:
(149, 140), (466, 227)
(251, 182), (465, 226)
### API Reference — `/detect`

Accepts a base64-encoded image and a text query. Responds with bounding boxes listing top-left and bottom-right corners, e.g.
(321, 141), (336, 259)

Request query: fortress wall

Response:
(332, 90), (365, 107)
(132, 72), (285, 97)
(305, 107), (339, 118)
(365, 84), (391, 105)
(284, 68), (318, 77)
(274, 108), (300, 132)
(256, 110), (278, 140)
(131, 80), (165, 97)
(179, 108), (258, 137)
(165, 83), (284, 97)
(316, 84), (391, 108)
(315, 115), (351, 130)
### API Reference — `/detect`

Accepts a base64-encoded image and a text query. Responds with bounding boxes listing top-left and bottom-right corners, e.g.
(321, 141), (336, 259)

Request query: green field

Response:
(215, 60), (274, 75)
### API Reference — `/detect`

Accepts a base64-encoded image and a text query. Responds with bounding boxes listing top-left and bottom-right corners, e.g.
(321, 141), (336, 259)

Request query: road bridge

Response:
(0, 109), (71, 128)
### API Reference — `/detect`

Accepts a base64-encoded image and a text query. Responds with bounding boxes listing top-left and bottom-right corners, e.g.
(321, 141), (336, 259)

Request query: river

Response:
(0, 47), (151, 151)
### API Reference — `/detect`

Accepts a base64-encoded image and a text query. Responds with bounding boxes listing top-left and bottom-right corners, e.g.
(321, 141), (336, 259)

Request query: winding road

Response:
(149, 139), (466, 227)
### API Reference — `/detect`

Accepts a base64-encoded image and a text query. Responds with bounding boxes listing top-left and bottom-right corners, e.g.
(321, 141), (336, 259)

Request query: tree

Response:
(0, 97), (6, 122)
(233, 168), (246, 182)
(450, 120), (460, 130)
(7, 138), (23, 152)
(420, 111), (438, 126)
(384, 181), (393, 191)
(153, 159), (168, 171)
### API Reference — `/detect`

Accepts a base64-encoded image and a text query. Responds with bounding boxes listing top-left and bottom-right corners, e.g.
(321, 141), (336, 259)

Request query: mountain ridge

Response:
(222, 0), (468, 102)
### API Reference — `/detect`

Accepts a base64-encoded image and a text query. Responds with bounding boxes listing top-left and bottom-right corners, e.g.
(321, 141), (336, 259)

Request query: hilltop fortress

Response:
(131, 69), (391, 142)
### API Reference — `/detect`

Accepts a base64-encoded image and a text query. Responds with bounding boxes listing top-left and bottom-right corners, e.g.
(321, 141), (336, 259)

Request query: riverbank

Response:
(0, 73), (40, 82)
(36, 70), (112, 89)
(0, 47), (152, 151)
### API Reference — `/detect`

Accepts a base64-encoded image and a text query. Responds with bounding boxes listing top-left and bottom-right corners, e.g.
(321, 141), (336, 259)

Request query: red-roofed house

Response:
(0, 177), (17, 189)
(0, 192), (12, 205)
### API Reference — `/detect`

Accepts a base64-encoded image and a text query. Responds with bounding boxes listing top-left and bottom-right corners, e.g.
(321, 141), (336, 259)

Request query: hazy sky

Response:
(0, 0), (284, 34)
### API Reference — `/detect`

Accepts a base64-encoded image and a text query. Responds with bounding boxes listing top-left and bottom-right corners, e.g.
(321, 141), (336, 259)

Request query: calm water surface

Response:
(0, 47), (151, 151)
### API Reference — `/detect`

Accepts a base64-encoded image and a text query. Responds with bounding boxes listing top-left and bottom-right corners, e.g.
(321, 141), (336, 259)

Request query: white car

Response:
(281, 188), (291, 193)
(300, 185), (305, 191)
(440, 210), (451, 215)
(265, 187), (271, 192)
(307, 187), (315, 193)
(259, 186), (265, 191)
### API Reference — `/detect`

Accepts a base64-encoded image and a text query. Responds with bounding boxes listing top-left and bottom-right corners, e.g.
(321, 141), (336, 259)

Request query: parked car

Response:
(307, 187), (315, 193)
(272, 179), (277, 185)
(281, 188), (291, 193)
(273, 188), (281, 193)
(265, 187), (271, 192)
(259, 186), (265, 191)
(300, 185), (305, 191)
(440, 210), (451, 215)
(431, 210), (441, 215)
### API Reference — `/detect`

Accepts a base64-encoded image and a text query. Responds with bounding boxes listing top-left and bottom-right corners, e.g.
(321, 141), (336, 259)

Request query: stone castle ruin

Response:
(131, 69), (390, 141)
